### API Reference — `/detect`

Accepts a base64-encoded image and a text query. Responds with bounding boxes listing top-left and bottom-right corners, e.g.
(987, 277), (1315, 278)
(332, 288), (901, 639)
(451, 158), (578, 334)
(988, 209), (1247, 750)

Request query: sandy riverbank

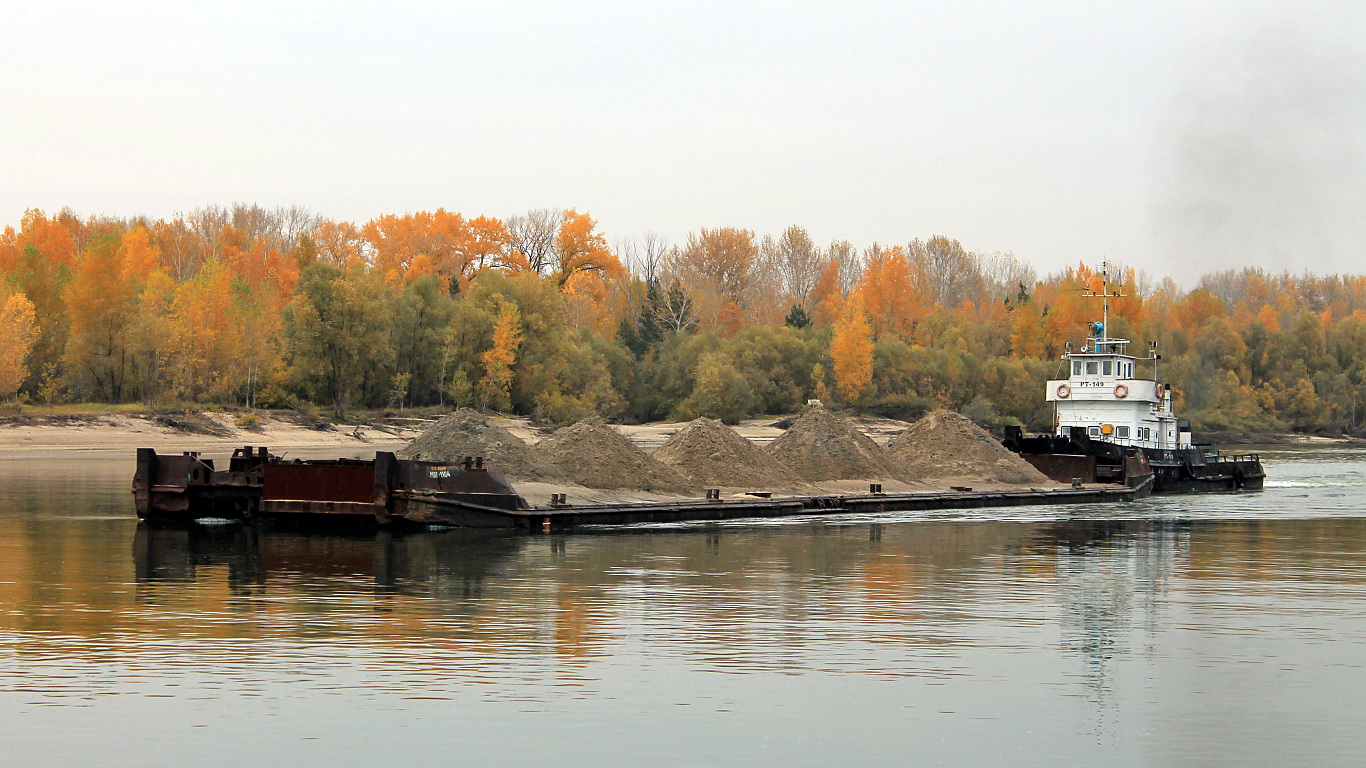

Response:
(0, 409), (902, 461)
(0, 412), (409, 459)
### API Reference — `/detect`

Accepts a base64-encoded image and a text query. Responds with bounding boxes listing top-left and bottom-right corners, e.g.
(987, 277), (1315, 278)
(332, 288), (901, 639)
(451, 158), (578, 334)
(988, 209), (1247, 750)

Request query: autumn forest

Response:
(2, 204), (1365, 436)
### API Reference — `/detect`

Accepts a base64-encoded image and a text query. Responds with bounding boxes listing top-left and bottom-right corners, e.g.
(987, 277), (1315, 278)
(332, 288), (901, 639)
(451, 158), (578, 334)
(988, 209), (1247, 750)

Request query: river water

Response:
(1, 445), (1363, 766)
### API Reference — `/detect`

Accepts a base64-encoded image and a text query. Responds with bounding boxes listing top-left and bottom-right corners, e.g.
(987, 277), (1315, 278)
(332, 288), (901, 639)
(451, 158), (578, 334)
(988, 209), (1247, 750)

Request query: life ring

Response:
(1056, 383), (1070, 399)
(1114, 384), (1129, 399)
(1155, 383), (1164, 399)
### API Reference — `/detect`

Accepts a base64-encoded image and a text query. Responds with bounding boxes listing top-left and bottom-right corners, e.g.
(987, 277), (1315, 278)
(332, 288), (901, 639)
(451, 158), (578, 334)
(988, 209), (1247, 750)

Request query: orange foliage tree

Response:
(553, 210), (621, 287)
(363, 210), (512, 292)
(858, 244), (923, 341)
(831, 291), (874, 403)
(9, 202), (1366, 434)
(807, 257), (844, 329)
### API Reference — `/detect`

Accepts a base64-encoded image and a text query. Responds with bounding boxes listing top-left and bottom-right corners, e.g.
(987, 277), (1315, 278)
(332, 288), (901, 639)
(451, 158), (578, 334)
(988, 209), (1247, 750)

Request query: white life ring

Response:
(1056, 383), (1071, 399)
(1155, 383), (1163, 399)
(1114, 384), (1129, 399)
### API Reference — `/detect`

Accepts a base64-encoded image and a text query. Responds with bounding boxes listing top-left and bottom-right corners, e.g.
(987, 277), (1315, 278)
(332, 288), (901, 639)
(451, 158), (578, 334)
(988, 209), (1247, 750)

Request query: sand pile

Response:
(767, 406), (909, 482)
(652, 418), (805, 489)
(398, 409), (568, 482)
(536, 416), (693, 493)
(888, 410), (1051, 485)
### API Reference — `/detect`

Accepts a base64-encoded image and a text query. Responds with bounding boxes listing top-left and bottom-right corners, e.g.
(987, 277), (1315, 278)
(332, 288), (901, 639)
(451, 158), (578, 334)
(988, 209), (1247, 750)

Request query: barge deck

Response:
(418, 482), (1151, 532)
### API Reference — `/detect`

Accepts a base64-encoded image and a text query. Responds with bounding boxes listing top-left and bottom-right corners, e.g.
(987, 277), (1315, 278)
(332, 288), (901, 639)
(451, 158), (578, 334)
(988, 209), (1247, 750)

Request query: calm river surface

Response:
(1, 445), (1364, 766)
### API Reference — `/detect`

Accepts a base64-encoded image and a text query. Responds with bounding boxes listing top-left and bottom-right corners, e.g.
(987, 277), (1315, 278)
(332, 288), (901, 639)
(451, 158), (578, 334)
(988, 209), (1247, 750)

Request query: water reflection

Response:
(3, 451), (1366, 767)
(104, 517), (1366, 676)
(132, 524), (527, 594)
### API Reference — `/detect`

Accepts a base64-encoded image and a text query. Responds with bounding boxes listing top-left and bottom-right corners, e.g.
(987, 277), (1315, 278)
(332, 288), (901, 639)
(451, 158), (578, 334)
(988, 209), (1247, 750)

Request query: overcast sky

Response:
(2, 0), (1363, 284)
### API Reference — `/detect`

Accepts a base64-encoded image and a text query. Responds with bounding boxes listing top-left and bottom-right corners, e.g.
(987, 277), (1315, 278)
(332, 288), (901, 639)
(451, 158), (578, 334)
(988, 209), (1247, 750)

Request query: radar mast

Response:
(1082, 260), (1125, 352)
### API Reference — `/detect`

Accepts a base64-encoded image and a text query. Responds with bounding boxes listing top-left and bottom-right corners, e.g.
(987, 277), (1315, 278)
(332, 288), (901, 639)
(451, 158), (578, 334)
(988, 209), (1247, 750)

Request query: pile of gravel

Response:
(398, 409), (567, 483)
(537, 416), (693, 493)
(888, 410), (1051, 485)
(767, 406), (910, 482)
(652, 418), (804, 489)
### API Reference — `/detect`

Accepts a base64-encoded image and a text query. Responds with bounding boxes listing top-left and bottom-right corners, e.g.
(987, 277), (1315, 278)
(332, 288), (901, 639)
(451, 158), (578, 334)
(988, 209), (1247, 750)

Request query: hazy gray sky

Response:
(2, 0), (1363, 284)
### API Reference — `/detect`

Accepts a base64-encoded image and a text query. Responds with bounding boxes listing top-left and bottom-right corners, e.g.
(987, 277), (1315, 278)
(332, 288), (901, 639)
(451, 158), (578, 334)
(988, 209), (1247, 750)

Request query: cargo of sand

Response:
(766, 406), (910, 482)
(888, 410), (1051, 485)
(536, 416), (693, 493)
(651, 417), (805, 490)
(398, 409), (567, 483)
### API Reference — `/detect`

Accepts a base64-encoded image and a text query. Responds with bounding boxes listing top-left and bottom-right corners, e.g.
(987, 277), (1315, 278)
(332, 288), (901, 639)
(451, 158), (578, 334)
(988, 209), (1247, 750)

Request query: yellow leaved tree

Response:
(830, 290), (873, 403)
(0, 291), (39, 401)
(480, 301), (523, 412)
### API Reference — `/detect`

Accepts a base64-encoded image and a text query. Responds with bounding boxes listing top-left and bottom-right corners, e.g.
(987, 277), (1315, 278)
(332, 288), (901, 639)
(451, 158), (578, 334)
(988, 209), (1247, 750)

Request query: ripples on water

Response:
(0, 448), (1364, 767)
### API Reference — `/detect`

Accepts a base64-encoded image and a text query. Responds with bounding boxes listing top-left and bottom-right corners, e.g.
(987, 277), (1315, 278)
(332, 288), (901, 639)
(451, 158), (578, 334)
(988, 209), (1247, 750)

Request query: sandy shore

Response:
(0, 413), (409, 460)
(0, 410), (901, 462)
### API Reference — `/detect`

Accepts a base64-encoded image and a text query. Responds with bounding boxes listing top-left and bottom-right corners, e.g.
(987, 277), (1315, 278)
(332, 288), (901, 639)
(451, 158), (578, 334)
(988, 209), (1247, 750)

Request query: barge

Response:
(1003, 262), (1265, 493)
(133, 445), (1152, 532)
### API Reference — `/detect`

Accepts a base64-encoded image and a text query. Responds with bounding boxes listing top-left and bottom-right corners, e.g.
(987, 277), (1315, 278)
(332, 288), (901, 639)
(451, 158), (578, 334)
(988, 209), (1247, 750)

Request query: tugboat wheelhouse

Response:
(1048, 334), (1186, 450)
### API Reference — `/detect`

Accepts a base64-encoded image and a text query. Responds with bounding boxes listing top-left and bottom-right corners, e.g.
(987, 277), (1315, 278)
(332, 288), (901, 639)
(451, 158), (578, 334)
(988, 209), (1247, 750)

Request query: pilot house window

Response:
(1086, 362), (1098, 375)
(1073, 361), (1082, 375)
(1102, 360), (1113, 376)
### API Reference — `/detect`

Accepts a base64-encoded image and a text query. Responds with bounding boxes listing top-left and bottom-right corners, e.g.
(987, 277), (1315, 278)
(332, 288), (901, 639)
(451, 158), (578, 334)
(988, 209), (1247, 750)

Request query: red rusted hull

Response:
(132, 446), (525, 526)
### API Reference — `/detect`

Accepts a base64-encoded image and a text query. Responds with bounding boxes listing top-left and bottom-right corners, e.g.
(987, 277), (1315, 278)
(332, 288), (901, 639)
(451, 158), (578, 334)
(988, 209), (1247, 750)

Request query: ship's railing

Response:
(1054, 434), (1262, 465)
(1142, 448), (1261, 465)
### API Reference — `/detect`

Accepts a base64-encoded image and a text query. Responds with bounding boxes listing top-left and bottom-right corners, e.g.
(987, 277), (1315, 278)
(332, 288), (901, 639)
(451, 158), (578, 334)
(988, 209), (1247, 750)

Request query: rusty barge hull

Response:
(133, 447), (1153, 533)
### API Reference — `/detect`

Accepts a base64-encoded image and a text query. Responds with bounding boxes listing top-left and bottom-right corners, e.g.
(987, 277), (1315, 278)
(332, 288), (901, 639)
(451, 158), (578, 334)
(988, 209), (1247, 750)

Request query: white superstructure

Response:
(1044, 263), (1190, 451)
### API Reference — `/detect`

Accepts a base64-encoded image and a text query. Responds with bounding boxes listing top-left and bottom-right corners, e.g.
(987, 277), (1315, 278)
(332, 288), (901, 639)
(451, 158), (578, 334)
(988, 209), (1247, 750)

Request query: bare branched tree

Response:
(186, 205), (230, 262)
(279, 205), (323, 249)
(908, 235), (985, 308)
(638, 231), (667, 285)
(506, 208), (562, 274)
(230, 203), (273, 245)
(617, 231), (669, 285)
(980, 251), (1037, 301)
(828, 239), (862, 293)
(773, 225), (823, 307)
(655, 279), (697, 333)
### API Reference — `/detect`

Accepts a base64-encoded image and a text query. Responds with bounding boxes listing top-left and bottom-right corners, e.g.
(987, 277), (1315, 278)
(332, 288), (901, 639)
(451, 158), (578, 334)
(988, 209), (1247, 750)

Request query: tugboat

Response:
(1002, 263), (1265, 493)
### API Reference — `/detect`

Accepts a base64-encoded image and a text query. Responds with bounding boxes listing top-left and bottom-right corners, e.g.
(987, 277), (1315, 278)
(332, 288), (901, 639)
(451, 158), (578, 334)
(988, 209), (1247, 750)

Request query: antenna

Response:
(1081, 259), (1126, 350)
